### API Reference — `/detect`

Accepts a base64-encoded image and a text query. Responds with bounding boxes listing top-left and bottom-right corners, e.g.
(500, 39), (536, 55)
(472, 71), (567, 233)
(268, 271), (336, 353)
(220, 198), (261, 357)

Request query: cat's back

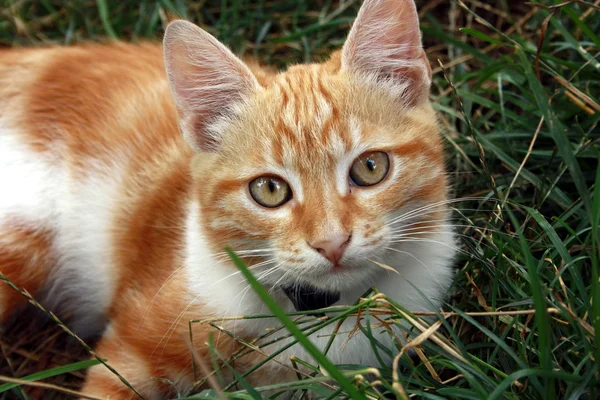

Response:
(0, 42), (184, 332)
(0, 42), (182, 225)
(0, 42), (178, 153)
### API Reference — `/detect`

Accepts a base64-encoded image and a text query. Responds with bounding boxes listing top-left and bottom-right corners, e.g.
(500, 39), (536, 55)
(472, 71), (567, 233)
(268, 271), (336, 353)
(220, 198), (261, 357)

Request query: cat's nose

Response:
(310, 233), (351, 265)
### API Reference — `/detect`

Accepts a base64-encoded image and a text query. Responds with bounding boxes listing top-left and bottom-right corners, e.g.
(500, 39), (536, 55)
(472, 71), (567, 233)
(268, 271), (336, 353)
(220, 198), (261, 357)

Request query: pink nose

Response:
(310, 234), (351, 264)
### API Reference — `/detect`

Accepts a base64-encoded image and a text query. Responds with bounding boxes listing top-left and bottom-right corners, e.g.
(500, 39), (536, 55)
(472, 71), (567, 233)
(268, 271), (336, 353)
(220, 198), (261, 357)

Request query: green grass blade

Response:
(459, 28), (510, 46)
(96, 0), (118, 39)
(449, 306), (544, 394)
(516, 48), (592, 218)
(507, 208), (553, 399)
(214, 350), (263, 400)
(0, 359), (101, 393)
(524, 207), (573, 264)
(591, 156), (600, 367)
(488, 368), (584, 400)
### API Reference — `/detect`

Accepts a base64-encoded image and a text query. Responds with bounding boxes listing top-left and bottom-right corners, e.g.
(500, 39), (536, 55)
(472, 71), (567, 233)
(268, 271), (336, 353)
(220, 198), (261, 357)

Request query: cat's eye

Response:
(349, 151), (390, 187)
(249, 176), (292, 208)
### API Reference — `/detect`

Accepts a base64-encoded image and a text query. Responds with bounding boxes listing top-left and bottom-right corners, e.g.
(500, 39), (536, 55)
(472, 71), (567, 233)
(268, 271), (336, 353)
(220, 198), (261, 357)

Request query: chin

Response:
(268, 256), (383, 294)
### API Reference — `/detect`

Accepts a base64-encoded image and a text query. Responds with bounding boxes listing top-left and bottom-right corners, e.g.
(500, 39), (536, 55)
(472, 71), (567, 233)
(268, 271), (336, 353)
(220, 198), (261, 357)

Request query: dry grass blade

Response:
(525, 0), (600, 10)
(412, 308), (562, 317)
(412, 347), (441, 383)
(386, 301), (467, 363)
(367, 259), (399, 274)
(554, 75), (600, 113)
(465, 272), (491, 311)
(402, 320), (443, 350)
(501, 116), (544, 209)
(564, 91), (596, 114)
(535, 9), (556, 80)
(390, 352), (409, 400)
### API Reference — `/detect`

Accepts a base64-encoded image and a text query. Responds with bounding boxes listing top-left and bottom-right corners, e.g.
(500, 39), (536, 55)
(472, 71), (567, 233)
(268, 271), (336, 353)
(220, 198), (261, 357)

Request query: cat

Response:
(0, 0), (456, 398)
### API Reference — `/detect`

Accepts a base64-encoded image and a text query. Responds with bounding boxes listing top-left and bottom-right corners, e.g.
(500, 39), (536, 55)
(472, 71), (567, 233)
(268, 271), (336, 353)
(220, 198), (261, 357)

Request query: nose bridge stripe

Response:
(302, 177), (349, 240)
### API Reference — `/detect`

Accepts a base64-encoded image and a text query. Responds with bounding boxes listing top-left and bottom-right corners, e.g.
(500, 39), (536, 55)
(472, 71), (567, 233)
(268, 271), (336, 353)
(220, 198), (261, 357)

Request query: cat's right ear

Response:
(163, 20), (260, 152)
(341, 0), (432, 106)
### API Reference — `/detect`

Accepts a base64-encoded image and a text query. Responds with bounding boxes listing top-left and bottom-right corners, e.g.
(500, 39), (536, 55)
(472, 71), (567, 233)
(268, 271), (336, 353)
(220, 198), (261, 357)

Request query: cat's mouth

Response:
(281, 284), (340, 313)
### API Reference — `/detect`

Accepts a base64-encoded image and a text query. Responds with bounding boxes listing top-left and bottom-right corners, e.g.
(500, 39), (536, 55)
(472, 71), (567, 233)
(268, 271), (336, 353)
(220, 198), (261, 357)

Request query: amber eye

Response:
(349, 151), (390, 187)
(249, 176), (292, 208)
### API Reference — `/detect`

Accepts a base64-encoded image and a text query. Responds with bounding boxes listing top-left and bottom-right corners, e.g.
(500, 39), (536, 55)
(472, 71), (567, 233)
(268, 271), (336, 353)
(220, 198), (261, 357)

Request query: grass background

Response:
(0, 0), (599, 399)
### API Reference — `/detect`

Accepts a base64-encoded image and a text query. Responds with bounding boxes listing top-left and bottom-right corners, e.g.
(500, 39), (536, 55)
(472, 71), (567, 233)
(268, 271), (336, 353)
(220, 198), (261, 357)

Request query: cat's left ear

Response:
(341, 0), (432, 106)
(163, 20), (260, 152)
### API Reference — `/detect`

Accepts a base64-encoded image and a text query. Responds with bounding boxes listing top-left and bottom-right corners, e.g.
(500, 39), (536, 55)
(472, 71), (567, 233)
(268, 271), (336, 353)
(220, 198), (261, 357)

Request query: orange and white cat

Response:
(0, 0), (456, 397)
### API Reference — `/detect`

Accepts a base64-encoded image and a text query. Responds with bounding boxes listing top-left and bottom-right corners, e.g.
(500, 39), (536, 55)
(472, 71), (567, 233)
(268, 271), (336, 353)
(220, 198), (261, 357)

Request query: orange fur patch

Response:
(0, 221), (55, 320)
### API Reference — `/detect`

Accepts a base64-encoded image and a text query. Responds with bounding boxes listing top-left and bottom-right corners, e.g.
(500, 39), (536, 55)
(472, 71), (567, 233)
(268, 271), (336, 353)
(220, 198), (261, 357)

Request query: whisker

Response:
(383, 247), (448, 291)
(385, 214), (505, 231)
(388, 237), (472, 257)
(386, 197), (500, 226)
(389, 231), (497, 246)
(389, 223), (516, 238)
(269, 268), (293, 296)
(226, 262), (283, 336)
(139, 263), (187, 329)
(256, 263), (286, 285)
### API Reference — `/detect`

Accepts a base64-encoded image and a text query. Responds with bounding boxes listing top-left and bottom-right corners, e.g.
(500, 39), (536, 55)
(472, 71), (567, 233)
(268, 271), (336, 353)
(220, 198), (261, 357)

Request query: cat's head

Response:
(164, 0), (450, 292)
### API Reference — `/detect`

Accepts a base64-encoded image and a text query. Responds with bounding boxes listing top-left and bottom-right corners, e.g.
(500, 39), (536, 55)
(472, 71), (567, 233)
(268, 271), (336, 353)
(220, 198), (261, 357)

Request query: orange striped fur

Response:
(0, 1), (456, 398)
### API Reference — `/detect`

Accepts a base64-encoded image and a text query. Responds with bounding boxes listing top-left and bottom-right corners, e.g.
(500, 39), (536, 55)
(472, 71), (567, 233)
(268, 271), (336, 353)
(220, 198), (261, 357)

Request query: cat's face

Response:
(191, 67), (446, 291)
(164, 0), (448, 291)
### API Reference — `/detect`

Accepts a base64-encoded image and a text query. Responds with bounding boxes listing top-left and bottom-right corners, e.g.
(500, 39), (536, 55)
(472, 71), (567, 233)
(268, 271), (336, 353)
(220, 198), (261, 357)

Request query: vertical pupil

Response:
(366, 158), (376, 171)
(268, 179), (277, 193)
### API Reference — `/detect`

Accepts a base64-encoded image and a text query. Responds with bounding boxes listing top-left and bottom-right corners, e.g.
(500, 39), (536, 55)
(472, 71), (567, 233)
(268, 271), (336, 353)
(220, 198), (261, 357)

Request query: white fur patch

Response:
(0, 126), (59, 225)
(0, 122), (120, 335)
(185, 201), (264, 316)
(0, 124), (60, 323)
(44, 160), (123, 336)
(184, 200), (294, 336)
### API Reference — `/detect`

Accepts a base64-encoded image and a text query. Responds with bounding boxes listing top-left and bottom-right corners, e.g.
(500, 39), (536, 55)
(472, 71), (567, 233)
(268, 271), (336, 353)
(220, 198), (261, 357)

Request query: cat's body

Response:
(0, 43), (185, 333)
(0, 0), (456, 398)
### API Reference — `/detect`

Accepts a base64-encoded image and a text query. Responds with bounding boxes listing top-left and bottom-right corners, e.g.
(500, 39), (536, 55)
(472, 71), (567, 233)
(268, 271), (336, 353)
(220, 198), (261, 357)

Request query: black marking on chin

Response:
(281, 284), (340, 316)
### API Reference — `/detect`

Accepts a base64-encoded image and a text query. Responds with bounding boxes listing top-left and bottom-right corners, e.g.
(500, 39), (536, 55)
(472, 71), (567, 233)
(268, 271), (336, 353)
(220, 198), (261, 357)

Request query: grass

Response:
(1, 0), (599, 398)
